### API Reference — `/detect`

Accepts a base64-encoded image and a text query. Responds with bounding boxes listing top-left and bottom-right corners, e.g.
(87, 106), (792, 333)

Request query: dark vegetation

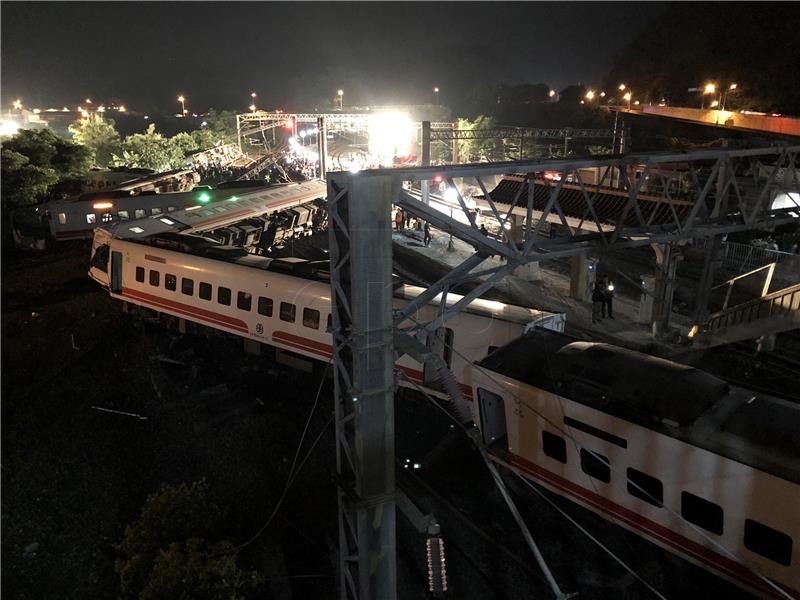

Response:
(604, 2), (800, 113)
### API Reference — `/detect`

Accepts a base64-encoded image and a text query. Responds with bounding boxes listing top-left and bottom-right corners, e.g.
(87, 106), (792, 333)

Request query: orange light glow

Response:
(92, 201), (114, 210)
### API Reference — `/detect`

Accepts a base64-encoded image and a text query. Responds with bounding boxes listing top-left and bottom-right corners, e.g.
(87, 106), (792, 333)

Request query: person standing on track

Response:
(423, 221), (432, 247)
(602, 277), (615, 319)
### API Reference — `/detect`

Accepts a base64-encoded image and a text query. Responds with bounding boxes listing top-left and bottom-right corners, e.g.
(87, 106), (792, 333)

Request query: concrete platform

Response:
(391, 227), (694, 357)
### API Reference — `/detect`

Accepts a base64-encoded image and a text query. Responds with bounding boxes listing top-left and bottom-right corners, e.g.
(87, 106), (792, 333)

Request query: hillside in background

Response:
(604, 2), (800, 114)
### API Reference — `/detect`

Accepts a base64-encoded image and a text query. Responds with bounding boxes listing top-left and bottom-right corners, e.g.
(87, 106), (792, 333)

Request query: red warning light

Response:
(433, 174), (444, 183)
(283, 120), (293, 129)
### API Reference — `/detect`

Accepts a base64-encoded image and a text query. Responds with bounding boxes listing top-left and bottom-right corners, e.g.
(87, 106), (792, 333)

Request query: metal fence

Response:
(719, 241), (793, 274)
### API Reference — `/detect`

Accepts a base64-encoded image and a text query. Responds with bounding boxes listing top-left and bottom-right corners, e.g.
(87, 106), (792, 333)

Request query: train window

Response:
(237, 291), (252, 311)
(181, 278), (194, 295)
(541, 431), (567, 464)
(151, 207), (162, 215)
(303, 308), (320, 329)
(135, 209), (146, 219)
(86, 213), (96, 224)
(626, 468), (663, 507)
(135, 267), (145, 283)
(167, 206), (176, 212)
(580, 449), (610, 483)
(58, 213), (67, 225)
(164, 274), (177, 292)
(681, 492), (723, 535)
(199, 282), (212, 301)
(280, 302), (296, 323)
(218, 286), (231, 306)
(744, 519), (793, 566)
(149, 270), (160, 287)
(564, 416), (627, 449)
(118, 210), (129, 220)
(258, 297), (273, 317)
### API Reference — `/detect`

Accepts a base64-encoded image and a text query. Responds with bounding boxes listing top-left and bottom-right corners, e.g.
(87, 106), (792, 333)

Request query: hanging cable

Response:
(398, 371), (569, 599)
(400, 310), (792, 600)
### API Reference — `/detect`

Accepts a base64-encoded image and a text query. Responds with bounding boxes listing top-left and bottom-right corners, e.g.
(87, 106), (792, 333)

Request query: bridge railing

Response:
(705, 283), (800, 333)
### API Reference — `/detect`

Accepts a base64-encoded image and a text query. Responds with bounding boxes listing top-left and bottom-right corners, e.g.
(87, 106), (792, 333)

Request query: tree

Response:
(117, 124), (186, 172)
(203, 110), (239, 144)
(1, 149), (58, 213)
(1, 128), (92, 214)
(115, 481), (262, 600)
(171, 131), (199, 157)
(456, 115), (504, 161)
(69, 114), (122, 168)
(190, 128), (220, 152)
(140, 539), (262, 600)
(604, 4), (800, 113)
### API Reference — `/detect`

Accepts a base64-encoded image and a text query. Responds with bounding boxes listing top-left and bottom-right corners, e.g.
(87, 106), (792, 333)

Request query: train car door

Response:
(110, 251), (123, 293)
(477, 388), (507, 446)
(423, 327), (454, 386)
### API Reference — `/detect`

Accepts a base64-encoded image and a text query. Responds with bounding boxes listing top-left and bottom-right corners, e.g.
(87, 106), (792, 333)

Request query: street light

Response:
(12, 99), (22, 110)
(585, 90), (595, 101)
(250, 92), (257, 112)
(249, 104), (256, 113)
(701, 83), (716, 109)
(618, 84), (626, 91)
(337, 89), (344, 110)
(548, 90), (556, 98)
(177, 95), (186, 116)
(433, 86), (440, 104)
(85, 98), (92, 104)
(721, 83), (738, 110)
(623, 91), (632, 109)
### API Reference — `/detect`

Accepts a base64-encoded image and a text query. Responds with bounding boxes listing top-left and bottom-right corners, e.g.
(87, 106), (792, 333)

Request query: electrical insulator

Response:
(426, 523), (447, 596)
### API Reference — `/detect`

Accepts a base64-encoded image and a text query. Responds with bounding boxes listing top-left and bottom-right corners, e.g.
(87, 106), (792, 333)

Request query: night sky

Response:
(2, 2), (665, 113)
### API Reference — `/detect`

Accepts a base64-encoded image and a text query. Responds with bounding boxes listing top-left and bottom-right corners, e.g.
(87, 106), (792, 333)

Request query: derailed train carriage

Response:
(470, 328), (799, 599)
(87, 224), (565, 398)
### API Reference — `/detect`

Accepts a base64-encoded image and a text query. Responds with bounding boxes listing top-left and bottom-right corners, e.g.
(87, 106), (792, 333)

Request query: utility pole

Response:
(318, 117), (328, 179)
(421, 121), (431, 205)
(328, 171), (398, 600)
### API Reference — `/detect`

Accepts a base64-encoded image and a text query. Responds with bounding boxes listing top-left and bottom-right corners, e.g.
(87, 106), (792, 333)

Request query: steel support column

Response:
(421, 121), (431, 205)
(318, 117), (328, 179)
(328, 172), (398, 600)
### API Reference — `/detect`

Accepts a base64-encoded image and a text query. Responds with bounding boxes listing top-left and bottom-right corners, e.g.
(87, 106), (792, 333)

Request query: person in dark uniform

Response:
(601, 277), (615, 319)
(480, 223), (489, 237)
(423, 221), (432, 247)
(592, 281), (604, 324)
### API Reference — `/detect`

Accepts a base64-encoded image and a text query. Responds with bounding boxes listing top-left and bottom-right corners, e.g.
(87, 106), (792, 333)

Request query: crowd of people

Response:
(191, 144), (251, 184)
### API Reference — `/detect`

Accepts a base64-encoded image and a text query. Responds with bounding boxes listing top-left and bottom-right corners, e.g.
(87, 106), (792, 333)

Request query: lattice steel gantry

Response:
(327, 144), (799, 600)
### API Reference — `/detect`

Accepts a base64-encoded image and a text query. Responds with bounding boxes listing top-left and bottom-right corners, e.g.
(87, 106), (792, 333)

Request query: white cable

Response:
(228, 359), (332, 554)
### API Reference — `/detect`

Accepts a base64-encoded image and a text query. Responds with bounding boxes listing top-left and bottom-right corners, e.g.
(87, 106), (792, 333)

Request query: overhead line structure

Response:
(429, 126), (614, 141)
(327, 144), (799, 599)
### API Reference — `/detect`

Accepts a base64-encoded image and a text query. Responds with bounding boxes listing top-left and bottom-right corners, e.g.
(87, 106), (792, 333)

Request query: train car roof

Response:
(396, 284), (560, 326)
(477, 329), (800, 484)
(107, 179), (326, 240)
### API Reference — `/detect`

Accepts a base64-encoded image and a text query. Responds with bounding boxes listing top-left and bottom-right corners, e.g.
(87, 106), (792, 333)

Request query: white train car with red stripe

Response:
(88, 227), (565, 398)
(471, 328), (799, 599)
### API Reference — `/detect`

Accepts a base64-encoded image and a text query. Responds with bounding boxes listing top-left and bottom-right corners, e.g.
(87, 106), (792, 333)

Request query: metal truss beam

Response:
(430, 126), (614, 141)
(328, 143), (799, 600)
